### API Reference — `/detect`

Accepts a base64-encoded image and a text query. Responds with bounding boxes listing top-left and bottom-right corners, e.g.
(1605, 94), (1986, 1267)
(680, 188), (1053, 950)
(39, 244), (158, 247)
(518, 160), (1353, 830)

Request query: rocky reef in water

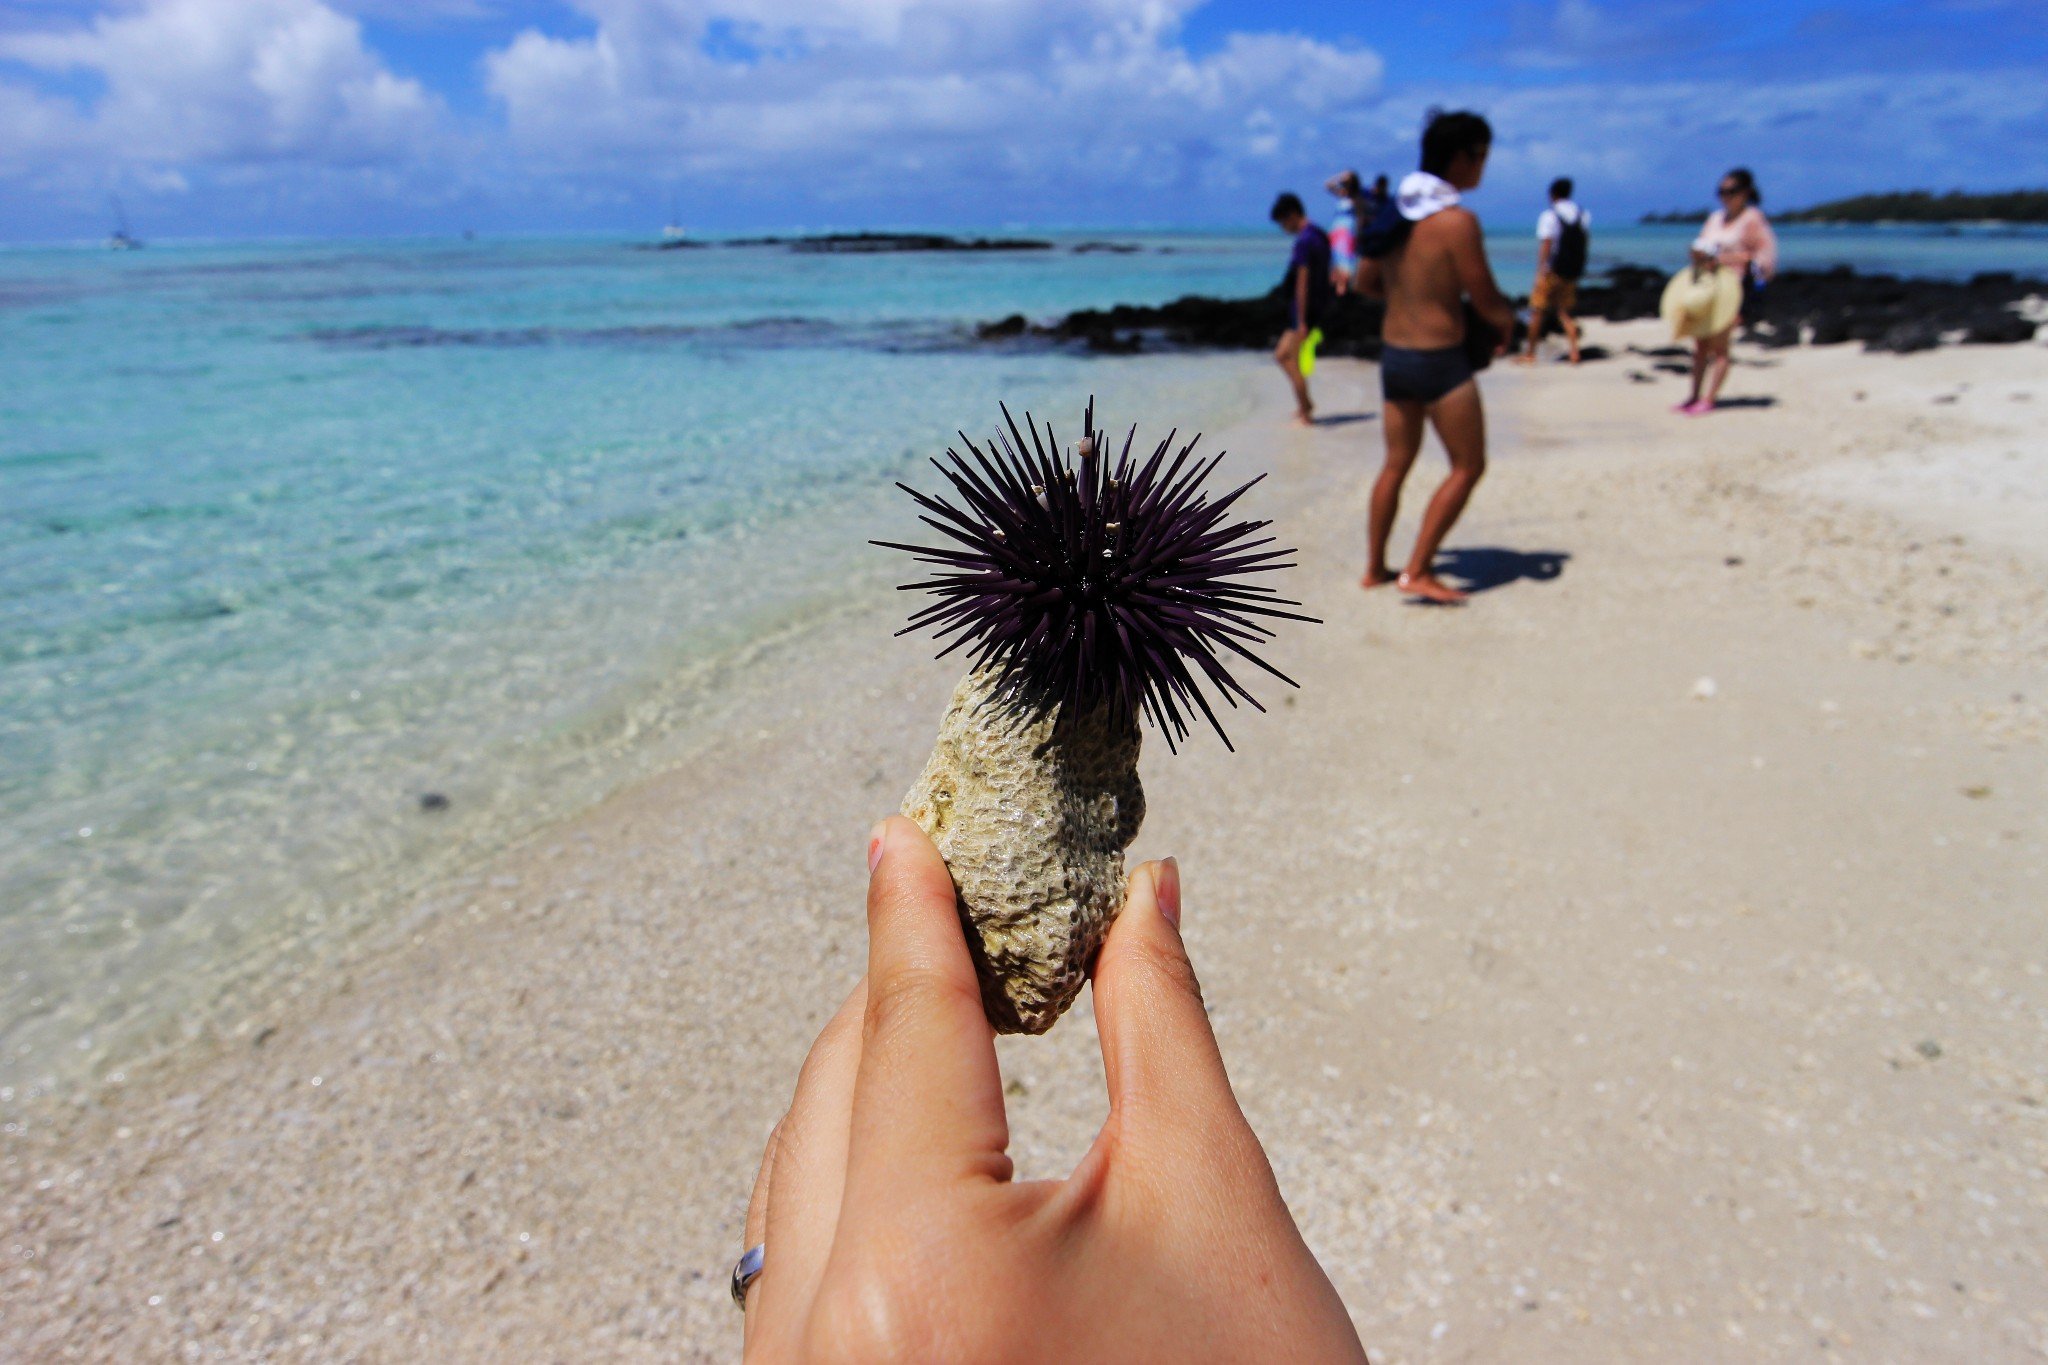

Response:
(978, 292), (1373, 355)
(786, 233), (1055, 253)
(704, 232), (1056, 253)
(644, 233), (1165, 255)
(976, 264), (2045, 357)
(641, 232), (1059, 252)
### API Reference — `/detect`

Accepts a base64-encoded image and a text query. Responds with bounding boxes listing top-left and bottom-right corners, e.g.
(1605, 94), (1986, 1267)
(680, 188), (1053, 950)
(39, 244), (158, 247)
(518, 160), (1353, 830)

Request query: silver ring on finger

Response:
(731, 1243), (765, 1310)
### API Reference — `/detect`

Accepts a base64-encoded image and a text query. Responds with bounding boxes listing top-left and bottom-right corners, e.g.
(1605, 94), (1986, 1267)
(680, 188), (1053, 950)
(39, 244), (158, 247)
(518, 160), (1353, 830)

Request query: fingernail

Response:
(867, 821), (888, 874)
(1154, 857), (1181, 930)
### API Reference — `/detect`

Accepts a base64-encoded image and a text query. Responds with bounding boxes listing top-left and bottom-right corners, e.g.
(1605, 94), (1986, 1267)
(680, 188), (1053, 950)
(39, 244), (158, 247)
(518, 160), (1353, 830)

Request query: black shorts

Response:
(1380, 343), (1474, 405)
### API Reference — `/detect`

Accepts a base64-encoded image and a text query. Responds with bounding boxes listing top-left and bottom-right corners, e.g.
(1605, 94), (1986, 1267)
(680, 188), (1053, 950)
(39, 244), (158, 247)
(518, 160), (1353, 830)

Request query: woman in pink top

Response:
(1680, 167), (1778, 415)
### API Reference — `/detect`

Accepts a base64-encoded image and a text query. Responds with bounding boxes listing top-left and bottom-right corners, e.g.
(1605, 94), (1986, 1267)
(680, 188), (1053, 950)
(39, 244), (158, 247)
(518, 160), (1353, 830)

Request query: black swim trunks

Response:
(1380, 343), (1474, 404)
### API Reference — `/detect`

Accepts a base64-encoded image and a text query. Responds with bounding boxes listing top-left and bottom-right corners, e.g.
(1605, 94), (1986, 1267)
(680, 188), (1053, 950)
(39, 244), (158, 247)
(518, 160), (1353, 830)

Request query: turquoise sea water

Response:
(4, 223), (2044, 1100)
(1493, 219), (2048, 288)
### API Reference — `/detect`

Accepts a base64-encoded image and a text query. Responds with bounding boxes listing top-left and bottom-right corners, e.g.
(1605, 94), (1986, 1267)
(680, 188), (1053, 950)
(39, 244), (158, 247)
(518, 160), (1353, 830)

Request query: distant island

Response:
(1641, 189), (2048, 226)
(1779, 190), (2048, 224)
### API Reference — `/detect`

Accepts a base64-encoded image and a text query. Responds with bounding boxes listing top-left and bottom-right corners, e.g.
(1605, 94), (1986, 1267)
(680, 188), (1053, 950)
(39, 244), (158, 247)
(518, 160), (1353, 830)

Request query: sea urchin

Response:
(880, 401), (1313, 1033)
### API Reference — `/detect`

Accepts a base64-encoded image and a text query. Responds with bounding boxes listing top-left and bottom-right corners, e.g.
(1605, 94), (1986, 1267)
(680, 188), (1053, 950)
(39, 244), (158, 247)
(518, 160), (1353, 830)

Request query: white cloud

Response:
(1470, 69), (2048, 201)
(0, 79), (82, 179)
(0, 0), (441, 180)
(323, 0), (507, 22)
(0, 0), (2040, 235)
(1501, 0), (1707, 71)
(480, 0), (1386, 204)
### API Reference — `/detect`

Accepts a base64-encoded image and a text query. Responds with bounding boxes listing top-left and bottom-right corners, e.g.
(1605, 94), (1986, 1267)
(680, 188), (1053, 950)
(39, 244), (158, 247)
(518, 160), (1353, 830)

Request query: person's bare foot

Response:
(1396, 571), (1469, 604)
(1291, 412), (1314, 428)
(1362, 564), (1397, 589)
(1512, 352), (1538, 366)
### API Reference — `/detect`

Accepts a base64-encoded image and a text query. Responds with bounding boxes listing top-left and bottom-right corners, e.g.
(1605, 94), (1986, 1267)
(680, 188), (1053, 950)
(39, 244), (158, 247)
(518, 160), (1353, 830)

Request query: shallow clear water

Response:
(0, 232), (1276, 1099)
(4, 222), (2043, 1099)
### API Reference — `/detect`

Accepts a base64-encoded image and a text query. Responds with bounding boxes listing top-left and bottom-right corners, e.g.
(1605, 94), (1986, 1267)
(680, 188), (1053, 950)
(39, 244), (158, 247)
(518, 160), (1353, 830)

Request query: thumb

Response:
(1089, 859), (1251, 1141)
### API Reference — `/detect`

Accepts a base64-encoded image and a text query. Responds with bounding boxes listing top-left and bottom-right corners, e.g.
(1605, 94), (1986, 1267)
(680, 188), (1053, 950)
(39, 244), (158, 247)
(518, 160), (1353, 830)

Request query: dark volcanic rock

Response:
(980, 262), (2044, 359)
(1015, 286), (1386, 358)
(1574, 264), (1665, 322)
(1962, 310), (2037, 344)
(715, 232), (1052, 252)
(1578, 262), (2045, 354)
(787, 232), (1053, 253)
(1806, 314), (1853, 346)
(1870, 320), (1942, 354)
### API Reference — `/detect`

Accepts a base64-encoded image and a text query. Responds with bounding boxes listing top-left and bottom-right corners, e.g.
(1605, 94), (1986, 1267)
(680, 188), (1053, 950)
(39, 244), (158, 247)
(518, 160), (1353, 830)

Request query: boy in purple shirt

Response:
(1270, 192), (1331, 427)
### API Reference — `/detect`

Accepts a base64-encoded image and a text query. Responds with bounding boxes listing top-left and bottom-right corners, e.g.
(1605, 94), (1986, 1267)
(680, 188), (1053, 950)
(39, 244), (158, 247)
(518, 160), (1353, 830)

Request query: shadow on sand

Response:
(1710, 395), (1778, 409)
(1431, 547), (1571, 596)
(1312, 411), (1376, 427)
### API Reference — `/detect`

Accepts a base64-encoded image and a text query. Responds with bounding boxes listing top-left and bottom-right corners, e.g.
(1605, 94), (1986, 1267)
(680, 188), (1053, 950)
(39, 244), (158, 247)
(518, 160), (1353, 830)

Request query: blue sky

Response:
(1, 0), (2043, 240)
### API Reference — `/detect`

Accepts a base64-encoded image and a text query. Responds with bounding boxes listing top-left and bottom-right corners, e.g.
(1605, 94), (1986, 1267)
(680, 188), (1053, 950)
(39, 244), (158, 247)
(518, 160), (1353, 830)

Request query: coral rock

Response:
(902, 669), (1144, 1034)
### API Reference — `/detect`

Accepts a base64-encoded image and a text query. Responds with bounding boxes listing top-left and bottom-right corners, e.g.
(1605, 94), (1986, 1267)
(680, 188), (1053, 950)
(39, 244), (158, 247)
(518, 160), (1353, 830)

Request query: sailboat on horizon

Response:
(106, 195), (142, 250)
(658, 191), (689, 247)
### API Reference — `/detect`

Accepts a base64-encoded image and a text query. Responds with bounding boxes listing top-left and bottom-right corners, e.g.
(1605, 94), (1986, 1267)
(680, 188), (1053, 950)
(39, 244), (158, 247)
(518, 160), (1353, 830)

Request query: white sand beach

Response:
(5, 326), (2045, 1362)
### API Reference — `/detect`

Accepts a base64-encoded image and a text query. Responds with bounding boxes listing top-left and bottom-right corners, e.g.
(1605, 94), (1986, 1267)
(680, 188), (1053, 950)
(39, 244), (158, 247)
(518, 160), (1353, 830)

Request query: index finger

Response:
(841, 816), (1011, 1210)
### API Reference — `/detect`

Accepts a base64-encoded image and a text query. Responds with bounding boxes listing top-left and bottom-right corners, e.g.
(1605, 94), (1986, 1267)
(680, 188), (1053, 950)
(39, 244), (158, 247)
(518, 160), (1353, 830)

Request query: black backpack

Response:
(1355, 195), (1412, 259)
(1553, 212), (1589, 280)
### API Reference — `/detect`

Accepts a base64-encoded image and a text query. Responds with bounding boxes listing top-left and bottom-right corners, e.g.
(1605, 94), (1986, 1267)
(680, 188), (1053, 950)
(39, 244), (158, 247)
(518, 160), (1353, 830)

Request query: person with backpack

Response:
(1324, 170), (1362, 294)
(1520, 177), (1589, 365)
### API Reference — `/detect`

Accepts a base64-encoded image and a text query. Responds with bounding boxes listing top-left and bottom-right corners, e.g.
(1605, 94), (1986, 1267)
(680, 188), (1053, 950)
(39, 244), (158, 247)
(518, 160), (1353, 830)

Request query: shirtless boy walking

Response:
(1354, 110), (1515, 604)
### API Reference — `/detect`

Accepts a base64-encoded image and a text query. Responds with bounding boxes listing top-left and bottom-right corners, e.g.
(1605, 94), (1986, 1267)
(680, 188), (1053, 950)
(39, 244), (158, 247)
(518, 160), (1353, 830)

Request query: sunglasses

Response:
(1717, 186), (1742, 197)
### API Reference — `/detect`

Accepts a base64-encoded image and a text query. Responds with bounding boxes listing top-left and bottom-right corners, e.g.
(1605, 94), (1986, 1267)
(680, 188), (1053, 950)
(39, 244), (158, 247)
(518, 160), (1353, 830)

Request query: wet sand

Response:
(4, 324), (2045, 1362)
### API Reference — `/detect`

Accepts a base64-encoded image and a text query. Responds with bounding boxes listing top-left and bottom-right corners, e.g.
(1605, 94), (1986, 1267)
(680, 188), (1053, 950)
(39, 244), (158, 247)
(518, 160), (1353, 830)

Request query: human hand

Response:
(740, 816), (1366, 1363)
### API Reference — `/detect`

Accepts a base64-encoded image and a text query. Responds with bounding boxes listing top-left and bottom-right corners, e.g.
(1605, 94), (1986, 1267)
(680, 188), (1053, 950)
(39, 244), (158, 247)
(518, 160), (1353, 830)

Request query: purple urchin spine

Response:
(875, 399), (1316, 749)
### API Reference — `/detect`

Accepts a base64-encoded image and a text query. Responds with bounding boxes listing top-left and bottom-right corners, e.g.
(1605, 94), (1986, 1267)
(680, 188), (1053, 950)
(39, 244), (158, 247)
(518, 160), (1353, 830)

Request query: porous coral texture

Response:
(901, 668), (1144, 1033)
